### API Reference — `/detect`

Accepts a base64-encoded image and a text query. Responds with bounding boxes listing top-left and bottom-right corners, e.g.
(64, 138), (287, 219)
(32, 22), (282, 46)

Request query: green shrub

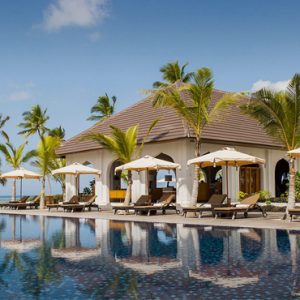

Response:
(238, 191), (248, 201)
(259, 190), (272, 201)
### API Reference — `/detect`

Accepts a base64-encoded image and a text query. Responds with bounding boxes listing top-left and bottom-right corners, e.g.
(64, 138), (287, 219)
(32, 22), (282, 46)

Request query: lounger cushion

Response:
(235, 204), (250, 209)
(153, 203), (163, 207)
(196, 203), (211, 208)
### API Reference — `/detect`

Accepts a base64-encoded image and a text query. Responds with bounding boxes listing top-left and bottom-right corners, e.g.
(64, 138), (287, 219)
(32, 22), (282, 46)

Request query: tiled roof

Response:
(57, 89), (283, 156)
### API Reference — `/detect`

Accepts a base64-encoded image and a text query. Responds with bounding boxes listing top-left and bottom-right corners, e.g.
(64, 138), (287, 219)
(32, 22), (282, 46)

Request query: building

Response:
(57, 89), (298, 206)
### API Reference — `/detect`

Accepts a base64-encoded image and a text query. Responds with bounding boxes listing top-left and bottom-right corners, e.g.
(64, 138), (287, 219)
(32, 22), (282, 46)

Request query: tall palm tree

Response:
(240, 74), (300, 219)
(31, 136), (60, 209)
(87, 94), (117, 122)
(51, 158), (66, 196)
(49, 126), (66, 141)
(0, 141), (36, 200)
(0, 114), (10, 142)
(86, 121), (157, 205)
(151, 67), (232, 205)
(18, 105), (49, 138)
(152, 61), (193, 88)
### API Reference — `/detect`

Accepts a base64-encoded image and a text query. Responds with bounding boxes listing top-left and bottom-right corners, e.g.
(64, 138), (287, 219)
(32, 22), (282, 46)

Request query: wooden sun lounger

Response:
(214, 194), (267, 220)
(133, 194), (177, 216)
(47, 195), (79, 211)
(0, 196), (30, 208)
(112, 195), (152, 214)
(9, 195), (40, 210)
(61, 195), (98, 212)
(181, 194), (227, 218)
(288, 208), (300, 222)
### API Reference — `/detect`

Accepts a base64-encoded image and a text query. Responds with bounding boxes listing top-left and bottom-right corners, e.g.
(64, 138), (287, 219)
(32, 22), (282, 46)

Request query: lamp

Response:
(165, 175), (172, 188)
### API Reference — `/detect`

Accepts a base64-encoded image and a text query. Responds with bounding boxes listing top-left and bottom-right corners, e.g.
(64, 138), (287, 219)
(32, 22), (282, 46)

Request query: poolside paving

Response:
(0, 208), (300, 230)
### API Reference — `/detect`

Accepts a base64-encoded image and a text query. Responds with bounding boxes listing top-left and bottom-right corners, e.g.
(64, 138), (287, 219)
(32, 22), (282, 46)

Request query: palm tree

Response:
(152, 61), (193, 88)
(240, 74), (300, 219)
(151, 67), (232, 205)
(18, 105), (49, 138)
(31, 136), (60, 209)
(86, 121), (157, 205)
(0, 141), (36, 200)
(0, 114), (10, 142)
(49, 126), (66, 141)
(87, 93), (116, 122)
(51, 158), (66, 196)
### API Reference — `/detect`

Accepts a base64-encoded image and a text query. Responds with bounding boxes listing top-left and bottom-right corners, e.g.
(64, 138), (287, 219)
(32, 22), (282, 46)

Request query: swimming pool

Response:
(0, 214), (298, 299)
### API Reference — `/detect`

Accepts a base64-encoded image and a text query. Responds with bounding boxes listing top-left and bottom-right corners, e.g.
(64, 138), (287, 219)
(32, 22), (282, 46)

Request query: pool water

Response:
(0, 214), (299, 299)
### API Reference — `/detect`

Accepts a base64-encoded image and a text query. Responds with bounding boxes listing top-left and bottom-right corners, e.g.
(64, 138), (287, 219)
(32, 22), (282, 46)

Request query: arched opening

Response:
(199, 166), (223, 201)
(109, 160), (127, 202)
(240, 229), (263, 262)
(148, 153), (176, 201)
(275, 159), (289, 197)
(240, 164), (261, 195)
(79, 161), (97, 196)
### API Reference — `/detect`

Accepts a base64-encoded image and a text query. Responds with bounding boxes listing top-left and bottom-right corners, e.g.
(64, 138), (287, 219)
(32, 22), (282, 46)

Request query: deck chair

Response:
(288, 208), (300, 222)
(9, 195), (40, 210)
(181, 194), (227, 218)
(133, 194), (177, 216)
(214, 193), (266, 219)
(62, 195), (98, 212)
(113, 195), (152, 214)
(47, 195), (79, 211)
(0, 196), (30, 209)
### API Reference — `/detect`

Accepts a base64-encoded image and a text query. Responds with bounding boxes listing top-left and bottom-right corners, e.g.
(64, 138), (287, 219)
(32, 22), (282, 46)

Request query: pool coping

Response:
(0, 209), (300, 231)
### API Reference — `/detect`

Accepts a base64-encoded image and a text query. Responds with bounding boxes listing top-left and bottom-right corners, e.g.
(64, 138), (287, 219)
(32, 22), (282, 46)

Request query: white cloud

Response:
(88, 31), (101, 42)
(41, 0), (108, 31)
(9, 91), (32, 102)
(251, 79), (290, 92)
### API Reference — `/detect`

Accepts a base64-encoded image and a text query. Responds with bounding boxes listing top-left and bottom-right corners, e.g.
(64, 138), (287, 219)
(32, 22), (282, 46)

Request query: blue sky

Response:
(0, 0), (299, 195)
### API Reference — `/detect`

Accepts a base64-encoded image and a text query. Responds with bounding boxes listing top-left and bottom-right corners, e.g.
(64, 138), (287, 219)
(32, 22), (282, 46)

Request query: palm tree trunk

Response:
(284, 157), (296, 219)
(191, 139), (201, 205)
(47, 176), (52, 195)
(124, 170), (132, 206)
(12, 179), (16, 201)
(40, 176), (46, 209)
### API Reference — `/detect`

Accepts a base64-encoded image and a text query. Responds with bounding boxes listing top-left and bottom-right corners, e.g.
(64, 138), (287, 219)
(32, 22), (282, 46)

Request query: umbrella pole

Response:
(20, 178), (22, 200)
(226, 162), (230, 205)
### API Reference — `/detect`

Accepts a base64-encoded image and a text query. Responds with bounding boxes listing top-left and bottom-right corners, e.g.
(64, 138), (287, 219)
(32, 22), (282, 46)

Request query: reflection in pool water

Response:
(0, 214), (299, 299)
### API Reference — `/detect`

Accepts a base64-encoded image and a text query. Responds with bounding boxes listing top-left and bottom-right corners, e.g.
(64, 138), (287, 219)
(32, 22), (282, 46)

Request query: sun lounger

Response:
(181, 194), (227, 218)
(133, 194), (177, 216)
(214, 194), (267, 219)
(47, 195), (79, 211)
(61, 195), (98, 212)
(112, 195), (152, 214)
(9, 195), (40, 210)
(0, 196), (30, 209)
(288, 208), (300, 222)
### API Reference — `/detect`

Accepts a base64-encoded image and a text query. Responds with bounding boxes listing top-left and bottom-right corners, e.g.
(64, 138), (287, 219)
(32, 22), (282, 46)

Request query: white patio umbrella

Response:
(51, 162), (101, 196)
(115, 155), (181, 195)
(187, 148), (265, 202)
(288, 148), (300, 157)
(1, 167), (42, 200)
(115, 155), (181, 172)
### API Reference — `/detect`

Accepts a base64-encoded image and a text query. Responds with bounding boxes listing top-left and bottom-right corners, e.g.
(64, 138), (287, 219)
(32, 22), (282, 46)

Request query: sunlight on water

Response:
(0, 214), (299, 299)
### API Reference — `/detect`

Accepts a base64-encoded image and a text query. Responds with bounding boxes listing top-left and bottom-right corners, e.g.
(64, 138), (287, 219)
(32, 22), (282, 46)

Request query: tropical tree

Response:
(86, 121), (158, 205)
(152, 61), (193, 88)
(18, 105), (49, 138)
(0, 114), (10, 142)
(31, 136), (60, 209)
(151, 67), (232, 205)
(87, 93), (117, 122)
(240, 74), (300, 219)
(0, 141), (36, 200)
(51, 158), (66, 195)
(49, 126), (65, 141)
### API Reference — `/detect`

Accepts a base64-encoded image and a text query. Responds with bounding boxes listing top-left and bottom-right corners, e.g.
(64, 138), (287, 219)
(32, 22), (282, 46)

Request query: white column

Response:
(65, 174), (76, 201)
